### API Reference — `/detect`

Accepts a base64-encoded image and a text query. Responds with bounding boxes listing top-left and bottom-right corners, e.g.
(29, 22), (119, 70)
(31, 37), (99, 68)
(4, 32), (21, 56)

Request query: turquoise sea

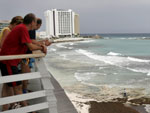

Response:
(45, 34), (150, 101)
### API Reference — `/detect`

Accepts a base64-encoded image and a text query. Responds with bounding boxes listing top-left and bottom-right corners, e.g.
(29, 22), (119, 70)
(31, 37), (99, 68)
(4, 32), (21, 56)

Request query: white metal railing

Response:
(0, 72), (41, 84)
(0, 50), (45, 61)
(0, 50), (77, 113)
(0, 51), (57, 113)
(1, 102), (49, 113)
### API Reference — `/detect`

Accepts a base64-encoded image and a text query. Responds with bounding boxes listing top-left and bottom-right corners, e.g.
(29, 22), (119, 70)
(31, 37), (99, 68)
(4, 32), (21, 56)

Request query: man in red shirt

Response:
(0, 13), (46, 111)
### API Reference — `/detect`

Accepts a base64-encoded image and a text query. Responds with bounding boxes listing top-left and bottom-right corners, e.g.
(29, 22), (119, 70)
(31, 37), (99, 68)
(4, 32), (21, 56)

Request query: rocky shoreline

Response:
(88, 97), (150, 113)
(66, 92), (150, 113)
(89, 101), (140, 113)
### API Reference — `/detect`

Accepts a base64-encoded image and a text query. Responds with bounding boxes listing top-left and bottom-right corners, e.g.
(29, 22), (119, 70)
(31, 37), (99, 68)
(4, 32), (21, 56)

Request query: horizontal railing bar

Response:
(0, 90), (46, 105)
(0, 102), (49, 113)
(0, 51), (45, 61)
(0, 72), (41, 84)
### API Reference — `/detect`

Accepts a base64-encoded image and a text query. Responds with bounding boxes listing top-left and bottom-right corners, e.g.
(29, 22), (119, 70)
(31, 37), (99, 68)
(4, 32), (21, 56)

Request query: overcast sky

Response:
(0, 0), (150, 34)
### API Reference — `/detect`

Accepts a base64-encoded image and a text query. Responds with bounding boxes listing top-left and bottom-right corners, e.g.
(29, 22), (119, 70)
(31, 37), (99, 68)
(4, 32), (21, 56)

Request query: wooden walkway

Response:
(0, 52), (77, 113)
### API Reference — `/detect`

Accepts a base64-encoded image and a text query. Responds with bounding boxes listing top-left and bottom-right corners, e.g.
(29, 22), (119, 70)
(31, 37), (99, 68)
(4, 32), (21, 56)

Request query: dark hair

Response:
(10, 16), (23, 25)
(37, 18), (42, 25)
(23, 13), (36, 25)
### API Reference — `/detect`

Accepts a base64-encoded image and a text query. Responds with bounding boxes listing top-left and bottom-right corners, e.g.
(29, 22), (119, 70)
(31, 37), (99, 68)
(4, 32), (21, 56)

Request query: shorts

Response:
(0, 62), (22, 87)
(22, 58), (35, 68)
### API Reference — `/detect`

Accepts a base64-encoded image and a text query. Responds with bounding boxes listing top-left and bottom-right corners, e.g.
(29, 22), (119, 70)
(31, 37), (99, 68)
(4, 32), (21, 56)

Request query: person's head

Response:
(35, 18), (42, 30)
(23, 13), (36, 30)
(10, 16), (23, 29)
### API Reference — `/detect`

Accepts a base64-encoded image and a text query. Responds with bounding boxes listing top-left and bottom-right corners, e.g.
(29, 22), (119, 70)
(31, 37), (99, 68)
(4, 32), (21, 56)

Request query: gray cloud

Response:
(0, 0), (150, 33)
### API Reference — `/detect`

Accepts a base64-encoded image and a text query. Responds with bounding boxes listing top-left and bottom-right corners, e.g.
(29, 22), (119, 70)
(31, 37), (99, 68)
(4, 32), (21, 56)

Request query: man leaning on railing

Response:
(21, 18), (51, 94)
(0, 13), (47, 112)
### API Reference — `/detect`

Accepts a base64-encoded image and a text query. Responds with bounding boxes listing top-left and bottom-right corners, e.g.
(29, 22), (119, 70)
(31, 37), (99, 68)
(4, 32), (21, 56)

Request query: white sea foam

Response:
(76, 49), (150, 76)
(72, 83), (143, 101)
(120, 38), (126, 40)
(81, 82), (120, 88)
(68, 47), (73, 49)
(56, 43), (68, 48)
(99, 67), (107, 70)
(119, 37), (142, 40)
(147, 72), (150, 76)
(76, 49), (149, 65)
(128, 37), (138, 40)
(75, 49), (127, 65)
(142, 37), (146, 39)
(59, 54), (68, 60)
(127, 57), (150, 63)
(104, 37), (110, 39)
(66, 92), (94, 113)
(145, 105), (150, 113)
(107, 52), (122, 56)
(48, 48), (57, 52)
(74, 72), (97, 82)
(56, 43), (75, 50)
(69, 43), (75, 45)
(79, 40), (95, 43)
(126, 67), (150, 76)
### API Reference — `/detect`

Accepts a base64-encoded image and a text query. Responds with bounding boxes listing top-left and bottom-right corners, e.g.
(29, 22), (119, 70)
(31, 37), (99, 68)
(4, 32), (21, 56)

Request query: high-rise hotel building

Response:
(44, 9), (80, 37)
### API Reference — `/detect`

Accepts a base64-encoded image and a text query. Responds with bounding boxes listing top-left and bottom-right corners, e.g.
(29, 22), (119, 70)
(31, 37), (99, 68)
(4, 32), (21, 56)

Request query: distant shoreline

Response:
(53, 37), (87, 43)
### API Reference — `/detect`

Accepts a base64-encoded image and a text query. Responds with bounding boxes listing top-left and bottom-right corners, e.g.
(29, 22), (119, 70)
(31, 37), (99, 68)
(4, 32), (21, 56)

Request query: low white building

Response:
(0, 20), (10, 32)
(36, 31), (48, 39)
(44, 9), (80, 38)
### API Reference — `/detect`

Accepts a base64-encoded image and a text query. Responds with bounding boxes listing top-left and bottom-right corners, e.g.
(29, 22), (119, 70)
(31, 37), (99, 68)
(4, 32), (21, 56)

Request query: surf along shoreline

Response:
(48, 37), (149, 113)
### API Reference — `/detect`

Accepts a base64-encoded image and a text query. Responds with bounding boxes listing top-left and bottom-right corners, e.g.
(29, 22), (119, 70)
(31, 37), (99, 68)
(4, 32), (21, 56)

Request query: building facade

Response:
(44, 9), (80, 38)
(74, 13), (80, 36)
(0, 20), (10, 32)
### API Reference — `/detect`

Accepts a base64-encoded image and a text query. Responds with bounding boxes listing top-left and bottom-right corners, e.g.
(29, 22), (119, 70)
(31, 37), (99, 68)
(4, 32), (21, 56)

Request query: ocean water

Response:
(45, 34), (150, 101)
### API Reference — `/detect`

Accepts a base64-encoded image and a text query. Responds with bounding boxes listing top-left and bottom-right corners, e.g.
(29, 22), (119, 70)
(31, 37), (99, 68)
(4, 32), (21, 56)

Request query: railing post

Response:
(35, 58), (58, 113)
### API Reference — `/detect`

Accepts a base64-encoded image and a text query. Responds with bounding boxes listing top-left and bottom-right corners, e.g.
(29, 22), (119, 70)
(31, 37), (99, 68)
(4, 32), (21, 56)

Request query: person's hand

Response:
(41, 45), (47, 54)
(45, 40), (52, 46)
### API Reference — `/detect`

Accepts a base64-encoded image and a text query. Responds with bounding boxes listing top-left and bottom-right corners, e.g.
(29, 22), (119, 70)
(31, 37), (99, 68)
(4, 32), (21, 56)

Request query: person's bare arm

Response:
(31, 39), (42, 46)
(44, 40), (52, 46)
(26, 43), (47, 54)
(0, 29), (10, 47)
(32, 40), (52, 46)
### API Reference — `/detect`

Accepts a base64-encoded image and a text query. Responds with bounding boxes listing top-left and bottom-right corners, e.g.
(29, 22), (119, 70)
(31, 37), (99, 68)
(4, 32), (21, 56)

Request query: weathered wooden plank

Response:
(0, 72), (41, 84)
(0, 90), (46, 105)
(0, 102), (49, 113)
